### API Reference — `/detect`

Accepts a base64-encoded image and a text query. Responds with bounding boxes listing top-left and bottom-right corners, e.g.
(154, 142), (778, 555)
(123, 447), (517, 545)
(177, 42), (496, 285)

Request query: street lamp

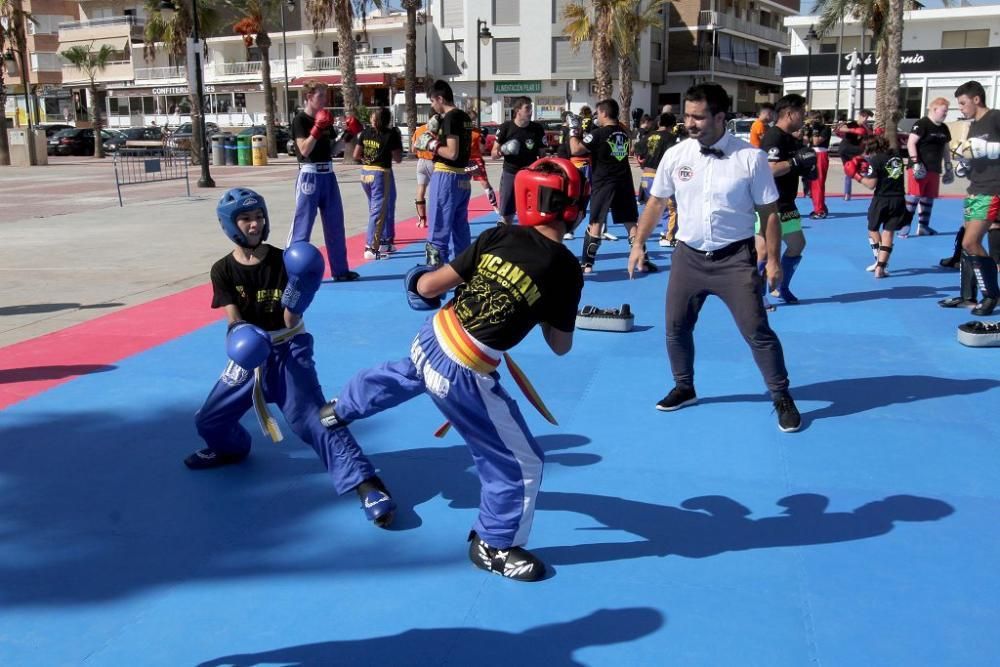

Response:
(280, 0), (295, 124)
(475, 19), (492, 125)
(4, 49), (37, 165)
(159, 0), (215, 188)
(805, 27), (818, 110)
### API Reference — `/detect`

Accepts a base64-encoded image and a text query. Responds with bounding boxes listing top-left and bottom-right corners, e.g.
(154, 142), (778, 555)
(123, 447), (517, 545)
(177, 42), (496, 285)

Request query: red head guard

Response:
(514, 157), (588, 230)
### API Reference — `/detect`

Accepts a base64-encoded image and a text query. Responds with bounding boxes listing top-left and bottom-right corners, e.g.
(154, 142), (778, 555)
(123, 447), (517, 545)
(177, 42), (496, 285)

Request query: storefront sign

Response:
(494, 80), (542, 94)
(781, 47), (1000, 77)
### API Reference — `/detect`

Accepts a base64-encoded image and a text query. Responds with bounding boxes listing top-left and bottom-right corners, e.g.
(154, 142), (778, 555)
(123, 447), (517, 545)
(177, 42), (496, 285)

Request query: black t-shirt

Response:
(495, 120), (546, 173)
(839, 121), (868, 158)
(435, 107), (473, 169)
(638, 129), (676, 171)
(359, 126), (403, 169)
(210, 244), (287, 331)
(761, 126), (801, 204)
(863, 150), (906, 198)
(967, 109), (1000, 195)
(448, 226), (583, 350)
(583, 122), (632, 186)
(806, 123), (831, 149)
(910, 117), (951, 173)
(291, 111), (332, 163)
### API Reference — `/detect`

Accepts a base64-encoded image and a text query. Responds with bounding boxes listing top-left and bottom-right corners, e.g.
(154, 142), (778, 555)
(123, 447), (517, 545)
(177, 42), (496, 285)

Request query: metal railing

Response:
(304, 55), (341, 71)
(699, 10), (789, 46)
(711, 57), (781, 81)
(58, 15), (145, 31)
(216, 60), (263, 76)
(134, 66), (186, 80)
(112, 147), (191, 207)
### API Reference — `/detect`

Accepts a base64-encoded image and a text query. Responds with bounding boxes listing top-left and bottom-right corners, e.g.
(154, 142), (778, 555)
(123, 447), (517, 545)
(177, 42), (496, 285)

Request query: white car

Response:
(727, 118), (754, 142)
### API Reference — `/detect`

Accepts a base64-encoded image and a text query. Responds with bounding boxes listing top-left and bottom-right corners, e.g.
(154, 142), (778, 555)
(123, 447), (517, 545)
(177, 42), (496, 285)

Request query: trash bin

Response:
(224, 134), (238, 165)
(212, 134), (228, 166)
(251, 134), (267, 166)
(236, 134), (252, 166)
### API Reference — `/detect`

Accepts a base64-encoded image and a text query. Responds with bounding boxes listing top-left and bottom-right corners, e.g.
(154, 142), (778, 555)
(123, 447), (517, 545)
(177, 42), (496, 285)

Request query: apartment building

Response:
(428, 0), (668, 122)
(663, 0), (796, 114)
(783, 5), (1000, 121)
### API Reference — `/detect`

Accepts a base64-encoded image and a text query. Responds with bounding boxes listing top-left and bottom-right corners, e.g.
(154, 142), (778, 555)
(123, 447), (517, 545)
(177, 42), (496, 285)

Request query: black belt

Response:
(681, 237), (753, 260)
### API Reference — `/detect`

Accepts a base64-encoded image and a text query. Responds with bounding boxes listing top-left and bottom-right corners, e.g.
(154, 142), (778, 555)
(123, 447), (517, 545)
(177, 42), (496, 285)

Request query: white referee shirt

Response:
(649, 133), (779, 252)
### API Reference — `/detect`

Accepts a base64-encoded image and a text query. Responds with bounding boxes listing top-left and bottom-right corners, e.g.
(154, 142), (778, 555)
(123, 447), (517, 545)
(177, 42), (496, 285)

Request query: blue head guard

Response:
(217, 187), (270, 247)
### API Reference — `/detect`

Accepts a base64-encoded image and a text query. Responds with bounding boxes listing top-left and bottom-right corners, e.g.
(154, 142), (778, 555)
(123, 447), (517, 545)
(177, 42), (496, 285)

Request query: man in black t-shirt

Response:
(836, 109), (872, 200)
(414, 79), (474, 266)
(636, 112), (678, 247)
(902, 98), (953, 237)
(492, 96), (546, 225)
(289, 81), (359, 282)
(321, 158), (587, 582)
(570, 98), (655, 273)
(353, 107), (404, 258)
(187, 187), (396, 528)
(760, 94), (816, 304)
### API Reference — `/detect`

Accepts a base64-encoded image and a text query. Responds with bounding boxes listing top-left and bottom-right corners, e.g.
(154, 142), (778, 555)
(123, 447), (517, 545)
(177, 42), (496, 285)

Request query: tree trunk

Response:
(91, 83), (104, 158)
(0, 81), (10, 165)
(404, 1), (419, 141)
(335, 0), (358, 163)
(883, 0), (904, 148)
(875, 52), (887, 133)
(189, 92), (205, 165)
(593, 5), (613, 100)
(259, 36), (278, 158)
(618, 54), (633, 133)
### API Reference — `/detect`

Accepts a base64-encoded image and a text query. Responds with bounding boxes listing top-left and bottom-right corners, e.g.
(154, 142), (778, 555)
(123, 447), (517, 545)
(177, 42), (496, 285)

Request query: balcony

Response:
(207, 59), (305, 82)
(62, 60), (134, 85)
(58, 15), (146, 43)
(700, 11), (789, 47)
(303, 52), (404, 73)
(711, 57), (781, 82)
(134, 65), (186, 82)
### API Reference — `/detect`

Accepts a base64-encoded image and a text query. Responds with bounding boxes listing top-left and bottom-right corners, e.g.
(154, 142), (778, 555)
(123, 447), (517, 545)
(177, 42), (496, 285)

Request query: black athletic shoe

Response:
(773, 394), (801, 433)
(972, 297), (998, 317)
(332, 270), (361, 282)
(938, 296), (977, 308)
(468, 532), (546, 582)
(184, 447), (248, 470)
(939, 256), (960, 269)
(656, 386), (697, 412)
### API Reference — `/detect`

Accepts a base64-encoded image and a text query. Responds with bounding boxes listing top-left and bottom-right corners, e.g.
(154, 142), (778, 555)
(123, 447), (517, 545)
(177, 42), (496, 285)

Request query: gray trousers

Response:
(666, 239), (790, 397)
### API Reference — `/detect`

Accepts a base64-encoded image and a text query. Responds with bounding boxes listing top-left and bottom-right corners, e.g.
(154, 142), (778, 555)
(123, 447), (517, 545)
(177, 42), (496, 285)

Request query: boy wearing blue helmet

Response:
(187, 187), (396, 527)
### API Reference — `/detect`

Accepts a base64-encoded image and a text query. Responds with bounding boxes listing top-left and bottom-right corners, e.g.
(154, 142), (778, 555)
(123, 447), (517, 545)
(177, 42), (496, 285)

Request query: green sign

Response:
(494, 80), (542, 94)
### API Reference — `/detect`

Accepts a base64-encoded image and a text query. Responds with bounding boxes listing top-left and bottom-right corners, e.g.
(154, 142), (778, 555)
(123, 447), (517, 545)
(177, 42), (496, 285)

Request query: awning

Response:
(289, 73), (389, 87)
(60, 36), (129, 52)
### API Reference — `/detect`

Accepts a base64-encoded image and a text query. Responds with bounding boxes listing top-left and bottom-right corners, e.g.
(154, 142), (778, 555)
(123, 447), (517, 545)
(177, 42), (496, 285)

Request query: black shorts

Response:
(589, 181), (639, 227)
(499, 170), (517, 217)
(867, 197), (908, 232)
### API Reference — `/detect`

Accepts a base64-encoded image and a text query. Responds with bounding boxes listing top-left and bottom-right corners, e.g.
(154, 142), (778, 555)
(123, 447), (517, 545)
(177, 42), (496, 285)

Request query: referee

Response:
(628, 83), (801, 433)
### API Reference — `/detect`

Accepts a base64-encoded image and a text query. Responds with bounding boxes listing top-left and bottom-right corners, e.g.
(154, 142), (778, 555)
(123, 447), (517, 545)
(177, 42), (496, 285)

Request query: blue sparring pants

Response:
(194, 332), (375, 495)
(361, 166), (396, 248)
(427, 167), (472, 264)
(638, 170), (671, 233)
(334, 314), (544, 549)
(289, 166), (350, 277)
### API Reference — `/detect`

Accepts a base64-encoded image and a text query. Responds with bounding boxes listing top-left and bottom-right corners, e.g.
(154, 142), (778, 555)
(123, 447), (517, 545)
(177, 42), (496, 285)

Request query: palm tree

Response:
(143, 0), (220, 164)
(401, 0), (421, 140)
(230, 0), (279, 157)
(609, 0), (666, 130)
(0, 0), (34, 166)
(563, 0), (613, 100)
(881, 0), (904, 146)
(61, 44), (115, 158)
(305, 0), (358, 113)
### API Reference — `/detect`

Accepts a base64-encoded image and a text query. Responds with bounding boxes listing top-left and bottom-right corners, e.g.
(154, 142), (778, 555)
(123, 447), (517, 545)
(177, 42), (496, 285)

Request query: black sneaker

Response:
(773, 394), (801, 433)
(938, 296), (977, 308)
(656, 386), (697, 412)
(184, 447), (248, 470)
(939, 256), (960, 269)
(468, 532), (546, 582)
(972, 297), (997, 317)
(332, 270), (361, 282)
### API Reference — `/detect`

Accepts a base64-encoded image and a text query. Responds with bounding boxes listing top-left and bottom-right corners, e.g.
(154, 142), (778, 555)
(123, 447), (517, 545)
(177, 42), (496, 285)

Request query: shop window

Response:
(941, 29), (989, 49)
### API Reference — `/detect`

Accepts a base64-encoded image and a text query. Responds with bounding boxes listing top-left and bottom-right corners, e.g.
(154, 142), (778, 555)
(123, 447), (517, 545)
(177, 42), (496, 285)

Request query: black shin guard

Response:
(581, 231), (601, 267)
(989, 228), (1000, 266)
(962, 251), (979, 302)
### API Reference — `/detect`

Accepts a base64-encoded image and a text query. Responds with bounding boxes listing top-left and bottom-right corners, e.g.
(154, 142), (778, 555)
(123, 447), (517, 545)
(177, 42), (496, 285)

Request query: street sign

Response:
(494, 81), (542, 94)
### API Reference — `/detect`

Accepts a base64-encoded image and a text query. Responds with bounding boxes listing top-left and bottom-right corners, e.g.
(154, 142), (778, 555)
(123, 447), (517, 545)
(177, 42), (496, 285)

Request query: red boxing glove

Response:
(843, 156), (862, 180)
(310, 108), (333, 139)
(345, 115), (364, 137)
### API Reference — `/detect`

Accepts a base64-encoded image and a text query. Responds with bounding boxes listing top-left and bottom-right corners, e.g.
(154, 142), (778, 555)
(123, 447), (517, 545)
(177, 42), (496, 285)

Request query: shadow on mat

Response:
(0, 364), (116, 384)
(195, 607), (663, 667)
(697, 374), (1000, 423)
(0, 302), (124, 316)
(791, 284), (949, 305)
(533, 492), (954, 566)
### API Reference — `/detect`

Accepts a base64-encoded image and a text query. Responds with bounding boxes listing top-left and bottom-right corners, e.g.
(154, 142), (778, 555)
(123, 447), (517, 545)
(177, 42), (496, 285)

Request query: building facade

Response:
(782, 5), (1000, 122)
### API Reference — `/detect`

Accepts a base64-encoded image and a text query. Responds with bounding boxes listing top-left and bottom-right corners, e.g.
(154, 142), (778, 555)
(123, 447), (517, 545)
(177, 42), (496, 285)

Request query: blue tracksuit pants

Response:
(195, 332), (375, 495)
(289, 168), (351, 277)
(361, 166), (396, 248)
(334, 317), (544, 549)
(427, 168), (472, 264)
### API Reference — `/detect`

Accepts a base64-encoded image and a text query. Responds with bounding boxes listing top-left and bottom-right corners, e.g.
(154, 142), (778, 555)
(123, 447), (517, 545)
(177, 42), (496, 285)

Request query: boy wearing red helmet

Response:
(319, 158), (587, 582)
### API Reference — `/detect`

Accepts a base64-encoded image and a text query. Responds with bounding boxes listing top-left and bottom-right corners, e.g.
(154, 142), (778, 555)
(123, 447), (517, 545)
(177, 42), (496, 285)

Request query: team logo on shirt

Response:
(767, 147), (781, 161)
(608, 133), (630, 162)
(886, 156), (904, 180)
(678, 165), (694, 182)
(525, 139), (536, 150)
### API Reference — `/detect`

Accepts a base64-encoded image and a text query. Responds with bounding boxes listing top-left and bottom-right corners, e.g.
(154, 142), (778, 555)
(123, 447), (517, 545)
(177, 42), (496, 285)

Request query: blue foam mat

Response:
(2, 199), (999, 665)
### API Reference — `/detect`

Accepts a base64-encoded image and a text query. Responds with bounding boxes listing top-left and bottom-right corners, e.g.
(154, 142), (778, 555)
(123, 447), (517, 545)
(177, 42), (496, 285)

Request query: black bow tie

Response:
(700, 145), (724, 158)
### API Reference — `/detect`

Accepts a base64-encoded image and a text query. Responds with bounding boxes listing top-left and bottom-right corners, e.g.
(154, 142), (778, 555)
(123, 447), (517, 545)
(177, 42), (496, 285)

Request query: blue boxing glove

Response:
(282, 242), (325, 315)
(227, 320), (272, 369)
(404, 264), (441, 310)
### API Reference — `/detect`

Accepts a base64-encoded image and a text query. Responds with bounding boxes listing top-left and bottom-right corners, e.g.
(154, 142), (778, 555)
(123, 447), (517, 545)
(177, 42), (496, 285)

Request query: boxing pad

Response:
(789, 147), (817, 178)
(227, 321), (272, 369)
(957, 321), (1000, 347)
(954, 158), (970, 179)
(500, 139), (521, 156)
(282, 242), (325, 315)
(404, 264), (441, 310)
(576, 304), (635, 332)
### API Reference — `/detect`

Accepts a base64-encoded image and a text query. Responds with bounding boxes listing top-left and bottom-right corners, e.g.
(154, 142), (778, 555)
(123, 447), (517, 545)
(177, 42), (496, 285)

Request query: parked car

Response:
(238, 125), (293, 155)
(38, 123), (74, 139)
(165, 122), (220, 150)
(47, 128), (122, 156)
(539, 119), (563, 155)
(103, 126), (163, 153)
(726, 118), (754, 142)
